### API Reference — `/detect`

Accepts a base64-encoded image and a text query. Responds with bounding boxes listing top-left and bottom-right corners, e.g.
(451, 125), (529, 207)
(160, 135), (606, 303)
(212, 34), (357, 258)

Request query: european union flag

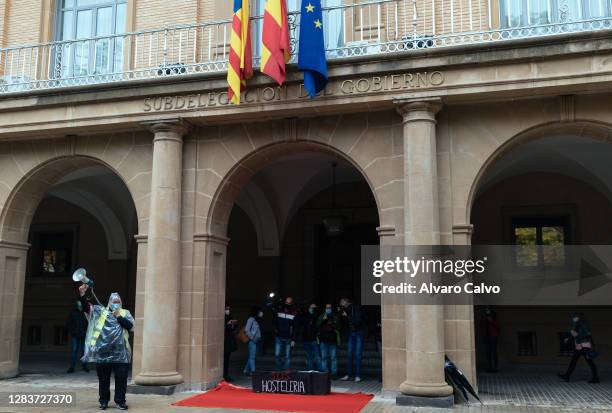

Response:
(298, 0), (328, 98)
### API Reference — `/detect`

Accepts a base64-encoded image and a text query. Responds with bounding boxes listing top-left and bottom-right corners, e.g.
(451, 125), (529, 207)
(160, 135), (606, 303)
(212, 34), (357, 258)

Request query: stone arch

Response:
(0, 134), (153, 242)
(188, 113), (402, 389)
(464, 120), (612, 224)
(0, 156), (143, 244)
(207, 140), (384, 238)
(0, 134), (152, 379)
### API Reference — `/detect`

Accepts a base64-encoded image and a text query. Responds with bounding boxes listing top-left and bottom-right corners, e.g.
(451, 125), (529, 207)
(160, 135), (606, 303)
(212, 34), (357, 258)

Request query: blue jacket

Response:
(245, 316), (261, 343)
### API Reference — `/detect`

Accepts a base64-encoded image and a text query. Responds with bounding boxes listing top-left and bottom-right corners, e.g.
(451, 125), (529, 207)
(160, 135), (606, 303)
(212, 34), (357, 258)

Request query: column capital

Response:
(193, 233), (230, 246)
(0, 240), (31, 251)
(376, 226), (396, 238)
(452, 223), (474, 236)
(142, 118), (192, 140)
(394, 98), (442, 123)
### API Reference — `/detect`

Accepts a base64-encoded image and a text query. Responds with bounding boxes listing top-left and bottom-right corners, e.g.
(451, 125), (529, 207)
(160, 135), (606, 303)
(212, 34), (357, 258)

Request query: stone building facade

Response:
(1, 0), (612, 406)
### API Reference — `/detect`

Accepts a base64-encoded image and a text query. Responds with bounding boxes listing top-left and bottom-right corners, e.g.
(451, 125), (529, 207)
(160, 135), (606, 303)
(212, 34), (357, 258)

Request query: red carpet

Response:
(173, 381), (374, 413)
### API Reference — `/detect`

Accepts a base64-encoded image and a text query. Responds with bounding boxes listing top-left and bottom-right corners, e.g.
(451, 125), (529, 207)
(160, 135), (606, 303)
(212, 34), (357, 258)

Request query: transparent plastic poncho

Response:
(82, 293), (134, 364)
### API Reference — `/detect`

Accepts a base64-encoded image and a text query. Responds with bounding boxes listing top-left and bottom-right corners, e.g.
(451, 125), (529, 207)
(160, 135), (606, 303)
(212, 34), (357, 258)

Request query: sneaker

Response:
(340, 375), (351, 381)
(557, 373), (569, 382)
(66, 368), (74, 374)
(589, 378), (600, 384)
(116, 402), (128, 410)
(99, 402), (108, 410)
(82, 364), (90, 372)
(355, 376), (362, 382)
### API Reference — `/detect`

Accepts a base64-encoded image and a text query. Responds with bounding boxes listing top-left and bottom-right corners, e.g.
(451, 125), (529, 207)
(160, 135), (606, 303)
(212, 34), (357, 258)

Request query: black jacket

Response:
(67, 309), (88, 339)
(345, 304), (366, 334)
(274, 304), (298, 340)
(224, 314), (237, 353)
(300, 311), (319, 342)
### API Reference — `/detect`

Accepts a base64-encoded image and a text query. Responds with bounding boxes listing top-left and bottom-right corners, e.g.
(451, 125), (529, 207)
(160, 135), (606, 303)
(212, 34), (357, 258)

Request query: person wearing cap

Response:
(558, 313), (599, 384)
(79, 284), (134, 410)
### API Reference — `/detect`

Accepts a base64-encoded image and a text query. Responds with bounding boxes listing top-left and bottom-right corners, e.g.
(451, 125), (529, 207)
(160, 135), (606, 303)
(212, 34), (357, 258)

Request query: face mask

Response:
(111, 303), (120, 311)
(308, 308), (315, 314)
(76, 302), (83, 311)
(225, 309), (230, 316)
(325, 308), (332, 315)
(258, 312), (264, 318)
(572, 317), (579, 323)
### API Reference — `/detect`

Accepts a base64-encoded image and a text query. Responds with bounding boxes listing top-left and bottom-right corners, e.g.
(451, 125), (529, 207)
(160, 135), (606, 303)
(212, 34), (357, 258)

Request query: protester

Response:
(300, 303), (321, 371)
(66, 300), (89, 373)
(223, 304), (237, 381)
(481, 307), (500, 372)
(243, 306), (263, 376)
(558, 313), (599, 383)
(79, 285), (133, 411)
(339, 297), (366, 382)
(317, 303), (341, 379)
(374, 312), (382, 382)
(273, 297), (298, 370)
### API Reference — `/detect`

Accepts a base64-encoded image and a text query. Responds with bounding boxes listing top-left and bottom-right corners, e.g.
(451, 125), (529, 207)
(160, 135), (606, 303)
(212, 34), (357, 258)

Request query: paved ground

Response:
(1, 355), (610, 413)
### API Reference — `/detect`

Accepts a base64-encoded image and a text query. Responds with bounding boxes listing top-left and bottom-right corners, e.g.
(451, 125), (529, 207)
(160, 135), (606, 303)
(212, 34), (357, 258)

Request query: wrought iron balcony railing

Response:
(1, 0), (611, 94)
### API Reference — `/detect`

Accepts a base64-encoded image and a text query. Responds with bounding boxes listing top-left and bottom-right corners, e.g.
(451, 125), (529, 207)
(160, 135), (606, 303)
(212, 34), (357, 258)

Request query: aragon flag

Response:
(298, 0), (328, 98)
(227, 0), (253, 104)
(261, 0), (290, 85)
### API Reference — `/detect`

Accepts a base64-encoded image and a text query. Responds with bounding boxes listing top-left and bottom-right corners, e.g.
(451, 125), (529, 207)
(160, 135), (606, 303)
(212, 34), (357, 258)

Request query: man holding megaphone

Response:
(79, 283), (134, 410)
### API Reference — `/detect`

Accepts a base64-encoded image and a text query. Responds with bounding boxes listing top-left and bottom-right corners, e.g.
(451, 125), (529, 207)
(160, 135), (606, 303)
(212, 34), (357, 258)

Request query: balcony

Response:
(1, 0), (612, 94)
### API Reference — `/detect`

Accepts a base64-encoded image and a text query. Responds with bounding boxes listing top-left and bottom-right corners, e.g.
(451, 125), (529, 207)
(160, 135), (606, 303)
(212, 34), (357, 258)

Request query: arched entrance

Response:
(468, 122), (612, 406)
(206, 140), (384, 382)
(224, 150), (380, 377)
(0, 155), (141, 378)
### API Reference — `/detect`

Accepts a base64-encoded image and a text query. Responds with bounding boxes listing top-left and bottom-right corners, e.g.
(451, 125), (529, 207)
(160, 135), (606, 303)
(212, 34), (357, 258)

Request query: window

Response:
(252, 0), (344, 58)
(253, 0), (300, 58)
(517, 331), (537, 356)
(29, 225), (78, 277)
(500, 0), (612, 28)
(56, 0), (127, 77)
(512, 216), (569, 267)
(54, 326), (69, 346)
(27, 325), (42, 346)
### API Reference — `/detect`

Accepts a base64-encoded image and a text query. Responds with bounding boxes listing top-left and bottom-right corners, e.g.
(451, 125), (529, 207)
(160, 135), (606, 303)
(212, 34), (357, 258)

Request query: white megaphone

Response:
(72, 267), (94, 287)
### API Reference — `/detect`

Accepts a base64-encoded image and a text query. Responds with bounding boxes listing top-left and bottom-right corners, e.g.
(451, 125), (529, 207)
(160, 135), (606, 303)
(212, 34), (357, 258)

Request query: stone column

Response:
(134, 120), (189, 387)
(395, 99), (454, 406)
(447, 224), (477, 387)
(0, 241), (28, 379)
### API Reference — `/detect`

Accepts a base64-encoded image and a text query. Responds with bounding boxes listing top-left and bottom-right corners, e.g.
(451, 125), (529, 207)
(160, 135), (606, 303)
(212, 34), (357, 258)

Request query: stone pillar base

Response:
(127, 383), (178, 395)
(0, 367), (18, 379)
(396, 394), (454, 408)
(133, 372), (183, 386)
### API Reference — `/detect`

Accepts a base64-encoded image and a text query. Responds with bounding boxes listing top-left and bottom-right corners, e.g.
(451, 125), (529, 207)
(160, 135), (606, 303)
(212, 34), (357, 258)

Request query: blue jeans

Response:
(319, 342), (337, 376)
(346, 331), (363, 378)
(243, 340), (257, 374)
(303, 341), (320, 371)
(274, 337), (292, 370)
(70, 336), (85, 369)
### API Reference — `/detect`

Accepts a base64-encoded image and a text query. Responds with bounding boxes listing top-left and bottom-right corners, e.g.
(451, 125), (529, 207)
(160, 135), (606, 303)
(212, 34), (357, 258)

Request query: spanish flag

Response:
(261, 0), (290, 85)
(227, 0), (253, 104)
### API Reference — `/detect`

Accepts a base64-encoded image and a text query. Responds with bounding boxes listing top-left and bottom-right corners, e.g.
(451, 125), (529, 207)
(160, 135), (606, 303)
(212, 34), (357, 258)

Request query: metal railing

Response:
(1, 0), (612, 93)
